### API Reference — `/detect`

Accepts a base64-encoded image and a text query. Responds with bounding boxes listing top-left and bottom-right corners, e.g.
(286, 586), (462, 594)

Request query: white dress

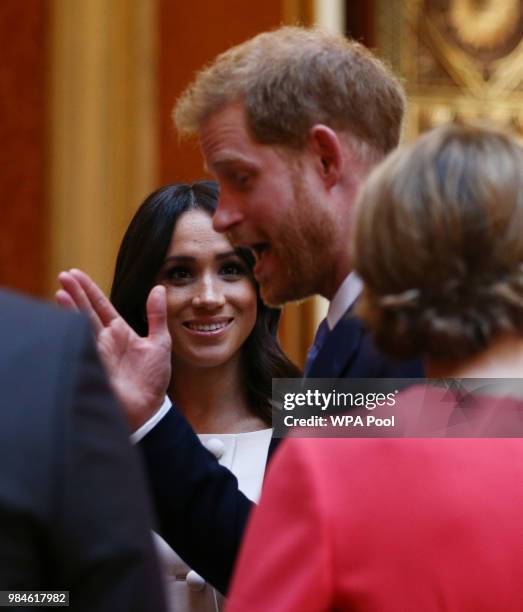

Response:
(153, 426), (273, 612)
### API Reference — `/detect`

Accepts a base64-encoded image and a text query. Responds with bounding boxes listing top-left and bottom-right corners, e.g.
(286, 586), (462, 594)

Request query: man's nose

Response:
(192, 276), (226, 308)
(212, 194), (244, 234)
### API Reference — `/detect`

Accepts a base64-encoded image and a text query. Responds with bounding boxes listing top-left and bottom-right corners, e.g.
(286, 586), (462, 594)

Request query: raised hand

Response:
(57, 269), (172, 430)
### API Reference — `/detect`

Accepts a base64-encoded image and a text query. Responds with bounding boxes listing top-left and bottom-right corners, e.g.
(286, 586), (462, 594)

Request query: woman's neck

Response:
(167, 355), (268, 434)
(426, 334), (523, 379)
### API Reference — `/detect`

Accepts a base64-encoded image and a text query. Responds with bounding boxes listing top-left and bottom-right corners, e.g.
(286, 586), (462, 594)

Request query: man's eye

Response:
(232, 174), (251, 189)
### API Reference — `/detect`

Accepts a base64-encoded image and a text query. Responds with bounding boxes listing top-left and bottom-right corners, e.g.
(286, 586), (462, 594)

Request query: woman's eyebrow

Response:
(162, 255), (195, 264)
(162, 251), (239, 265)
(216, 250), (239, 260)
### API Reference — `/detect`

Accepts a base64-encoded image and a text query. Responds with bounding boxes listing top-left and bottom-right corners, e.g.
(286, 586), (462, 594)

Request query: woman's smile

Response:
(183, 317), (234, 335)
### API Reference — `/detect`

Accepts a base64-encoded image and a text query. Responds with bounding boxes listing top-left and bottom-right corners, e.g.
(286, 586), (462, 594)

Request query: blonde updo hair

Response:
(353, 123), (523, 361)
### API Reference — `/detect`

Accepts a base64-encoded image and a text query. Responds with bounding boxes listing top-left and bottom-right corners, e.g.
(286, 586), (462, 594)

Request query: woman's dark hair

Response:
(111, 180), (301, 424)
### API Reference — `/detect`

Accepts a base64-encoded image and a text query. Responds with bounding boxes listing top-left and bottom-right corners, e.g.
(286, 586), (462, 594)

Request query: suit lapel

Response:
(306, 311), (364, 378)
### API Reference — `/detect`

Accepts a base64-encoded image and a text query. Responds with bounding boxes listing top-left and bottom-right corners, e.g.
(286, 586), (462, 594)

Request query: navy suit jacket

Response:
(140, 309), (423, 595)
(307, 310), (423, 379)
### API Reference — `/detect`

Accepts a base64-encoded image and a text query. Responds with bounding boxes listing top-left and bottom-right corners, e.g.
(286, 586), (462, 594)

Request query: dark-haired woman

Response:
(64, 181), (300, 612)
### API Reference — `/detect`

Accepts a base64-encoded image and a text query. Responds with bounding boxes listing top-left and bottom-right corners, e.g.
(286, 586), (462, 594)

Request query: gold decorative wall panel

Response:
(377, 0), (523, 140)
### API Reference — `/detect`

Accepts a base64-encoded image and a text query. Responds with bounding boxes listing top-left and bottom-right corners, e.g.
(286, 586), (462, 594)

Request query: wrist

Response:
(129, 397), (172, 443)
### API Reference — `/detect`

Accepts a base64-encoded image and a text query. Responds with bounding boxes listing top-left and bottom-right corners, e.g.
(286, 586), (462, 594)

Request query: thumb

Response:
(146, 285), (169, 341)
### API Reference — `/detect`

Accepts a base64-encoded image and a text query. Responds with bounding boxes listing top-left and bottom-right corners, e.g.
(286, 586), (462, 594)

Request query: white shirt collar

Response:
(326, 271), (363, 330)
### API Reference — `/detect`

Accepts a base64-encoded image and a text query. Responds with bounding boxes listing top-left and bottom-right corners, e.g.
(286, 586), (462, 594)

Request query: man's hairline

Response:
(195, 113), (383, 172)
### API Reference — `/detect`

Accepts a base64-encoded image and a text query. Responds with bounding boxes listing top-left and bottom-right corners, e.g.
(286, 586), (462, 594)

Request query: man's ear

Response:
(307, 125), (343, 188)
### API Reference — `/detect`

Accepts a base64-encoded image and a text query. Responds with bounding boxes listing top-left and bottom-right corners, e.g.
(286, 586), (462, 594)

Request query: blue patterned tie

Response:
(303, 318), (330, 376)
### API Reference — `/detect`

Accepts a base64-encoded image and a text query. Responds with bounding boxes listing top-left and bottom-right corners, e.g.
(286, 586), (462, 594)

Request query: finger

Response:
(146, 285), (169, 342)
(58, 272), (103, 335)
(55, 289), (79, 311)
(57, 272), (84, 310)
(69, 268), (120, 327)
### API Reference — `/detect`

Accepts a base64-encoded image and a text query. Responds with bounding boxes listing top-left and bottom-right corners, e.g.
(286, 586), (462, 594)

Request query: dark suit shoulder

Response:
(0, 290), (94, 397)
(0, 290), (166, 609)
(0, 290), (95, 519)
(0, 289), (85, 343)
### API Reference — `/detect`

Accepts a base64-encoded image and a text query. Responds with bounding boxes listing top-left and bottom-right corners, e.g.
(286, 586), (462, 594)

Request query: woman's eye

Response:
(221, 262), (246, 277)
(164, 267), (192, 282)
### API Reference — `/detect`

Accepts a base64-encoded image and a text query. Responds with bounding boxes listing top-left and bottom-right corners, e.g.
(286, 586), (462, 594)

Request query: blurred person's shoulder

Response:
(0, 287), (87, 341)
(0, 288), (93, 401)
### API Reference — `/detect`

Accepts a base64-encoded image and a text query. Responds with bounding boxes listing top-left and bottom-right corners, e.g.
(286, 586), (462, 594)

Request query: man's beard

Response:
(258, 173), (338, 307)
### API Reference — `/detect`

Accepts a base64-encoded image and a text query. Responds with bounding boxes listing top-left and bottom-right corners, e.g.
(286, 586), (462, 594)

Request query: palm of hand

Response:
(56, 269), (172, 431)
(98, 318), (172, 430)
